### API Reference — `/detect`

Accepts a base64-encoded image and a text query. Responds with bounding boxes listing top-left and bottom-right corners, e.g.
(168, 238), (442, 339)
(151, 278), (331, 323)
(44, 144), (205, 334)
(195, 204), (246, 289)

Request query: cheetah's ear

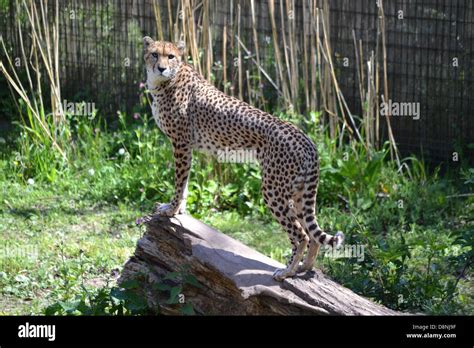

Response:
(176, 41), (185, 55)
(143, 36), (154, 49)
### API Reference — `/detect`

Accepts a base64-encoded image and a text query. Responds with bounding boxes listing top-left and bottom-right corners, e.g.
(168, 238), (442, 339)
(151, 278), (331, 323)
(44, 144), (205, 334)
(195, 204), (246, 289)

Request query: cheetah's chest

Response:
(151, 103), (163, 131)
(151, 99), (188, 140)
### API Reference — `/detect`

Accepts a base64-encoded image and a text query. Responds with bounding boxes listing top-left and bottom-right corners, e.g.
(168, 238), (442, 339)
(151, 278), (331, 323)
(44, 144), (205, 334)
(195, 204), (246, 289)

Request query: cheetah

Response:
(142, 37), (344, 281)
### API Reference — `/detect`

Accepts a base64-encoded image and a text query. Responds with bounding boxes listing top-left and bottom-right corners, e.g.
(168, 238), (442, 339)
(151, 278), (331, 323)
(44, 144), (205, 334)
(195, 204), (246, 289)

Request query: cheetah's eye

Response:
(152, 53), (158, 59)
(168, 54), (175, 60)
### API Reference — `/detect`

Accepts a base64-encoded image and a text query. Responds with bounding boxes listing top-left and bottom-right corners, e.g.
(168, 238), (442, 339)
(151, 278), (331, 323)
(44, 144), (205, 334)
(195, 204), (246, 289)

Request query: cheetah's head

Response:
(143, 37), (185, 87)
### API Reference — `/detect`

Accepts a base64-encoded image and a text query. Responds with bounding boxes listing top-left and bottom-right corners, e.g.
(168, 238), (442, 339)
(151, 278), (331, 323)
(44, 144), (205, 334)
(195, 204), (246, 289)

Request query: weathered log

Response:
(119, 214), (400, 315)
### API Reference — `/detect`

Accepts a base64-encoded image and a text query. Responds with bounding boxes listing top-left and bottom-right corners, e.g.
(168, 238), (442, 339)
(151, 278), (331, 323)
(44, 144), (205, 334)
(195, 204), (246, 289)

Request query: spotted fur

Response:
(143, 37), (344, 281)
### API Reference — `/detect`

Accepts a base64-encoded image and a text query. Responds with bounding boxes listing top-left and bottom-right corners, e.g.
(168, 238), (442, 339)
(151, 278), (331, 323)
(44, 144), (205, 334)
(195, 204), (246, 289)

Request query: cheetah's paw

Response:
(272, 267), (296, 281)
(297, 263), (314, 274)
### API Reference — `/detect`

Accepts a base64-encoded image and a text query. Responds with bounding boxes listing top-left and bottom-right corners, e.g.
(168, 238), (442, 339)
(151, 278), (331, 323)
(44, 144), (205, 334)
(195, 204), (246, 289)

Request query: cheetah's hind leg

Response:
(272, 214), (310, 281)
(261, 173), (310, 281)
(297, 239), (320, 273)
(296, 176), (345, 273)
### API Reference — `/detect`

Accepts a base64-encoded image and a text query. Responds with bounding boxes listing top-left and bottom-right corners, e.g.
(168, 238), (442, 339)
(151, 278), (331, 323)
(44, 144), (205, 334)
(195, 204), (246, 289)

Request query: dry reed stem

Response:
(379, 0), (400, 165)
(319, 2), (366, 145)
(222, 21), (228, 94)
(250, 0), (262, 84)
(250, 0), (264, 106)
(352, 30), (364, 116)
(167, 0), (174, 40)
(203, 0), (212, 81)
(309, 0), (318, 111)
(0, 60), (66, 159)
(302, 0), (310, 109)
(280, 0), (291, 93)
(1, 0), (67, 159)
(22, 0), (64, 123)
(268, 0), (290, 108)
(315, 6), (337, 137)
(153, 0), (164, 40)
(237, 2), (242, 100)
(228, 0), (235, 96)
(286, 0), (298, 110)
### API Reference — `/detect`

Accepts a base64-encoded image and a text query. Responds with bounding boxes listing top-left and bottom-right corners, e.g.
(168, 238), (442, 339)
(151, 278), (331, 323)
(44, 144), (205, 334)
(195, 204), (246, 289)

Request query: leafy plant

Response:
(44, 267), (202, 316)
(153, 266), (203, 315)
(44, 279), (150, 316)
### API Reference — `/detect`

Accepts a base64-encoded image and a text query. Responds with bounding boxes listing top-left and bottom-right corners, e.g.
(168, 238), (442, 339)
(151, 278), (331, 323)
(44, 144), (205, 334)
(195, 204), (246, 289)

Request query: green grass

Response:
(0, 181), (143, 315)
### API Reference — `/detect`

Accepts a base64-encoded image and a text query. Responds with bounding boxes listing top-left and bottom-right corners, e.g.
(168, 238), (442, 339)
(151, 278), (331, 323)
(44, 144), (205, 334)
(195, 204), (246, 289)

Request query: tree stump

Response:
(119, 214), (400, 315)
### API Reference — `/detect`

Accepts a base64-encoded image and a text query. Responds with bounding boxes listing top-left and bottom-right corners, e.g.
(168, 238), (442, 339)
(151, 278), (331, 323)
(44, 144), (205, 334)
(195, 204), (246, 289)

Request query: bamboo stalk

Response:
(54, 0), (61, 120)
(222, 21), (228, 94)
(250, 0), (262, 85)
(310, 0), (318, 111)
(203, 0), (212, 81)
(22, 0), (63, 123)
(315, 5), (325, 115)
(0, 62), (64, 158)
(228, 0), (234, 96)
(375, 48), (380, 148)
(249, 0), (264, 107)
(321, 0), (338, 138)
(237, 2), (242, 100)
(182, 0), (200, 73)
(280, 0), (291, 95)
(174, 0), (182, 43)
(379, 0), (400, 165)
(352, 30), (364, 115)
(167, 0), (174, 40)
(374, 19), (380, 148)
(314, 6), (337, 138)
(286, 0), (298, 111)
(302, 0), (310, 110)
(366, 52), (374, 149)
(0, 61), (66, 160)
(319, 2), (365, 145)
(17, 17), (39, 116)
(268, 0), (290, 107)
(153, 0), (164, 40)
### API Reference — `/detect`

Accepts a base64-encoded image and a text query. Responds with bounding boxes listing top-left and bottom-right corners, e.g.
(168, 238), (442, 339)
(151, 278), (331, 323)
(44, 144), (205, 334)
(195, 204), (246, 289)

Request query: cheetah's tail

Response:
(331, 231), (345, 248)
(306, 224), (344, 248)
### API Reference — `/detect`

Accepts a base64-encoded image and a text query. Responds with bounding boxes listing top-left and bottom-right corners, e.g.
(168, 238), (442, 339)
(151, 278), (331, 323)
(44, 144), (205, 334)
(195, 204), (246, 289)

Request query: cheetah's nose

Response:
(157, 66), (166, 73)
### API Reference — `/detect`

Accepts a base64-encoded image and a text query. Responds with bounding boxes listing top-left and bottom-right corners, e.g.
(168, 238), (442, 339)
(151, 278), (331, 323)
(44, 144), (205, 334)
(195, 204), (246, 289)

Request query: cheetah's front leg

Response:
(155, 144), (192, 217)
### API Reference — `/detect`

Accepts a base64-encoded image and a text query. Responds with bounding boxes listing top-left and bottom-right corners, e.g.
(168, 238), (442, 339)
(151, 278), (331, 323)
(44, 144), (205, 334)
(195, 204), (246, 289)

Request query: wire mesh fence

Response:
(0, 0), (472, 163)
(330, 0), (473, 162)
